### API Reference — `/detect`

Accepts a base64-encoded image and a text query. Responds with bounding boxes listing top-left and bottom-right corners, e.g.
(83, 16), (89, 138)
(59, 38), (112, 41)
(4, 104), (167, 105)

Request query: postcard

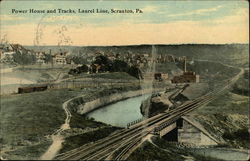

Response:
(0, 0), (249, 160)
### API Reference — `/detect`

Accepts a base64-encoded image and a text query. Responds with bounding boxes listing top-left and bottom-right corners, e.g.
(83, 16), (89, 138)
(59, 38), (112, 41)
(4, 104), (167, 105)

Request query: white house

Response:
(35, 52), (46, 64)
(52, 52), (70, 64)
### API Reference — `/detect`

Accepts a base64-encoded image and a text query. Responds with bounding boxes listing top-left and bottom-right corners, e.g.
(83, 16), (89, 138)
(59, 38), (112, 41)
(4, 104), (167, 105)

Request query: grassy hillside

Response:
(191, 90), (249, 148)
(231, 69), (249, 96)
(0, 88), (90, 159)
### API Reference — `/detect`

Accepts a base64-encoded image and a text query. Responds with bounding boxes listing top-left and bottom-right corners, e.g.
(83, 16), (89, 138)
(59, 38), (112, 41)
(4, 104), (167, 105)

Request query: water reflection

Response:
(87, 94), (151, 127)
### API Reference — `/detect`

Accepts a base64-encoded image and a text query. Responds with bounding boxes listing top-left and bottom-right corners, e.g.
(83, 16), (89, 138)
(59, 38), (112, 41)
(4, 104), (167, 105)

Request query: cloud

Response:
(211, 8), (249, 25)
(0, 14), (26, 21)
(167, 5), (223, 17)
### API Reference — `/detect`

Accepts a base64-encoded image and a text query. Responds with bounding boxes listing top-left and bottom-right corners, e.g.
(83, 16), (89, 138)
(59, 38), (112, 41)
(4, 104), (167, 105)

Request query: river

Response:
(190, 147), (250, 161)
(87, 94), (151, 127)
(0, 67), (36, 94)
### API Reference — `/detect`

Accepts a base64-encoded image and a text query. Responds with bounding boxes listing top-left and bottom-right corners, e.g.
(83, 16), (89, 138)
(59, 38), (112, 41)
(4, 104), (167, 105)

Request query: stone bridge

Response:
(153, 116), (219, 146)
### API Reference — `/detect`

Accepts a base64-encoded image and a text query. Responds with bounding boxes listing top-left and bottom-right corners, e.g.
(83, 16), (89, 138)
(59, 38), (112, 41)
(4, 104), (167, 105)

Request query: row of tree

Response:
(12, 50), (53, 65)
(69, 55), (143, 79)
(12, 51), (36, 65)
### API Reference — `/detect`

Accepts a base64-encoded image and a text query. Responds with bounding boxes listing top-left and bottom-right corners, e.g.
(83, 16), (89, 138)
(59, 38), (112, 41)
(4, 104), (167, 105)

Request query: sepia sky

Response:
(0, 0), (249, 46)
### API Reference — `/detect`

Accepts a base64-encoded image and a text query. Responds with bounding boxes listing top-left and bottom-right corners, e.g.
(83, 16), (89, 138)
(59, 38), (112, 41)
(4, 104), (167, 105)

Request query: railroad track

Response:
(55, 68), (242, 160)
(55, 93), (213, 160)
(110, 70), (242, 160)
(111, 98), (223, 160)
(93, 94), (215, 160)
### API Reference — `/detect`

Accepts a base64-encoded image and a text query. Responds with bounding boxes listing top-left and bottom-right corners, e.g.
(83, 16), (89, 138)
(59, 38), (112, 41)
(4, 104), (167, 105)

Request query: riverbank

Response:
(128, 136), (223, 161)
(55, 87), (165, 156)
(77, 88), (165, 115)
(129, 136), (249, 161)
(0, 64), (73, 95)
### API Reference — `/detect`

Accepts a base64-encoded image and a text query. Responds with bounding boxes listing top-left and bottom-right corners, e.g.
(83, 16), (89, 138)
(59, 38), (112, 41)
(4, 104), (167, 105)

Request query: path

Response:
(40, 98), (73, 160)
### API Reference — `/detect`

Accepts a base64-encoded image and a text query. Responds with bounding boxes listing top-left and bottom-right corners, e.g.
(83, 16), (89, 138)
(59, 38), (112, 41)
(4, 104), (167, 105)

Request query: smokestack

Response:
(183, 57), (186, 72)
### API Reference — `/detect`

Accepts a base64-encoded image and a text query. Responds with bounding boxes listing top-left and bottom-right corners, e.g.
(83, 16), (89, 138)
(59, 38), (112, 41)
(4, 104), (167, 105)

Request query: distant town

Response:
(0, 43), (200, 84)
(0, 43), (187, 65)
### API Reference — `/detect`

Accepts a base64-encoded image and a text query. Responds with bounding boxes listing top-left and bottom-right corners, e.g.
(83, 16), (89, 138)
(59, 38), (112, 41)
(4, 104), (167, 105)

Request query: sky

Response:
(0, 0), (249, 46)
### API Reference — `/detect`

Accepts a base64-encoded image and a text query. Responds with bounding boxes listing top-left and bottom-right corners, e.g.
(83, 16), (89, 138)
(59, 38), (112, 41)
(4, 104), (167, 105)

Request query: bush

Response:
(223, 128), (249, 141)
(68, 64), (89, 75)
(13, 50), (36, 65)
(127, 66), (143, 79)
(110, 60), (129, 72)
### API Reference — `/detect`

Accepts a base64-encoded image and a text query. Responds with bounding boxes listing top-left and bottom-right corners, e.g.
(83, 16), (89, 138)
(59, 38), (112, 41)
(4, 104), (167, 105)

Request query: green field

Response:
(84, 72), (138, 80)
(59, 126), (119, 154)
(0, 88), (89, 159)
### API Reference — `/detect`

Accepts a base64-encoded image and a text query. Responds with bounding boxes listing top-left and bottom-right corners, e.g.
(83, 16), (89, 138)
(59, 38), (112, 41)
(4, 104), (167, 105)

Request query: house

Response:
(52, 52), (68, 64)
(143, 53), (149, 58)
(0, 51), (15, 62)
(35, 52), (46, 64)
(107, 53), (116, 61)
(154, 73), (168, 81)
(172, 71), (199, 83)
(162, 73), (168, 80)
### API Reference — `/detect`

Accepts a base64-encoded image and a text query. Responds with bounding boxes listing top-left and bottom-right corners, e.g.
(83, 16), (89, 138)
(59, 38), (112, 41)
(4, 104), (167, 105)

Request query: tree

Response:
(13, 50), (36, 65)
(127, 66), (143, 79)
(68, 64), (89, 75)
(71, 56), (88, 64)
(93, 55), (112, 72)
(110, 60), (129, 72)
(76, 64), (89, 73)
(94, 55), (110, 65)
(44, 53), (53, 63)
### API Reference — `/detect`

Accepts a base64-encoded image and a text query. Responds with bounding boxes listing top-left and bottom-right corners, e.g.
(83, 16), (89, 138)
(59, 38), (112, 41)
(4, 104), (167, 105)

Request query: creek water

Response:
(87, 94), (151, 127)
(0, 69), (36, 94)
(191, 148), (250, 161)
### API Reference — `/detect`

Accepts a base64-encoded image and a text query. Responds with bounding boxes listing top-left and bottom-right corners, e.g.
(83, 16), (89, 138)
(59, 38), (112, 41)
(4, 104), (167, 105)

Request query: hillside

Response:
(24, 44), (249, 67)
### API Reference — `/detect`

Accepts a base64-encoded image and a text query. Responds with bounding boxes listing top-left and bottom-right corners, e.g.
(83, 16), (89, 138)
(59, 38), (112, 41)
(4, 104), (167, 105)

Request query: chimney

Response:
(183, 57), (186, 72)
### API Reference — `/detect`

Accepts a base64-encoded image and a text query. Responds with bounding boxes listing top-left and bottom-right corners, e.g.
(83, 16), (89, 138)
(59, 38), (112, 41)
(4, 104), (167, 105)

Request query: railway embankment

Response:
(62, 86), (165, 132)
(140, 83), (210, 118)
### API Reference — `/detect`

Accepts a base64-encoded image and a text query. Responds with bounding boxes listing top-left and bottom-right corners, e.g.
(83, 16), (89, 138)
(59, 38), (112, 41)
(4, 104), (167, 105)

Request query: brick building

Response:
(171, 57), (199, 83)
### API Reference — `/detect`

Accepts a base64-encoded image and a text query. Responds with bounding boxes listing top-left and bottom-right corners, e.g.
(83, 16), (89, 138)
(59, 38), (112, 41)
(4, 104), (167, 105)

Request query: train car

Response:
(18, 85), (48, 94)
(34, 86), (47, 92)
